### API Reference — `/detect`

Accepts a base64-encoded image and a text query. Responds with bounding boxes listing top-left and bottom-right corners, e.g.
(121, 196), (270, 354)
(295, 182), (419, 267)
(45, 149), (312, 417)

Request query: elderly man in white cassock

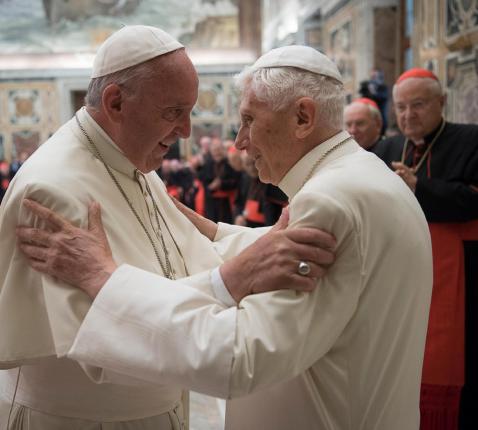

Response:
(17, 44), (433, 429)
(0, 27), (336, 430)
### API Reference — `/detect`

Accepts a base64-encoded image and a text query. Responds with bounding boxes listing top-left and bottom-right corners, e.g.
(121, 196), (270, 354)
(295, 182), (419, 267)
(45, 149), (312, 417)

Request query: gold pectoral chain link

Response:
(141, 174), (190, 278)
(75, 114), (187, 280)
(300, 136), (353, 190)
(400, 119), (446, 172)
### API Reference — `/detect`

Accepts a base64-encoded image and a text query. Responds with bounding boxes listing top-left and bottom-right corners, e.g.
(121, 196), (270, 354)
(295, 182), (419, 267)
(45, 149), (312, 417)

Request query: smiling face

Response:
(234, 84), (298, 185)
(116, 50), (198, 173)
(344, 103), (382, 149)
(393, 77), (444, 142)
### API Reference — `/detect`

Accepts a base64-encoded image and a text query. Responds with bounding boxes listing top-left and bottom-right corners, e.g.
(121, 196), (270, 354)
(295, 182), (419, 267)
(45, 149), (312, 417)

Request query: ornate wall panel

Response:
(323, 2), (357, 101)
(329, 20), (354, 82)
(414, 0), (478, 123)
(187, 75), (240, 158)
(445, 48), (478, 123)
(446, 0), (478, 43)
(0, 81), (60, 162)
(192, 82), (225, 119)
(421, 0), (440, 48)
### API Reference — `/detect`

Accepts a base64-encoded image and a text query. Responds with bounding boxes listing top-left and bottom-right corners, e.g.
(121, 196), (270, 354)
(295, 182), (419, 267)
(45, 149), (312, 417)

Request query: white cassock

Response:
(68, 131), (433, 429)
(0, 107), (231, 429)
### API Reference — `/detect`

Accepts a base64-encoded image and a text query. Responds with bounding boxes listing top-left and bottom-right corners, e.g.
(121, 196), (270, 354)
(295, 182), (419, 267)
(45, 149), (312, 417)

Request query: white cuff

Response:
(210, 267), (237, 307)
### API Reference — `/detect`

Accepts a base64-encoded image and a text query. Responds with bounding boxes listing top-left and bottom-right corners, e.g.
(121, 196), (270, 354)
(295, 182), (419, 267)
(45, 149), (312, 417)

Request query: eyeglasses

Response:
(394, 98), (436, 115)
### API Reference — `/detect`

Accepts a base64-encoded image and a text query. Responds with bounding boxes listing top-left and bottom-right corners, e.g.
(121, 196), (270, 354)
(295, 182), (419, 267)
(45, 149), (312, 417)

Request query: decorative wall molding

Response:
(445, 0), (478, 43)
(445, 48), (478, 123)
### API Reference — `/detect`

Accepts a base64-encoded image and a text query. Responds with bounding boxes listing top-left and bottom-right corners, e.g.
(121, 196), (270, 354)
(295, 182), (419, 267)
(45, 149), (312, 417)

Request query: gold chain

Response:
(400, 119), (446, 173)
(300, 135), (353, 190)
(75, 114), (188, 279)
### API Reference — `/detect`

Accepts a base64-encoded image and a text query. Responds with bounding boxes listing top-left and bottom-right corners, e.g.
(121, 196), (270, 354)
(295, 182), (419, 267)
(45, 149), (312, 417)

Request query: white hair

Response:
(392, 77), (443, 100)
(345, 101), (382, 122)
(85, 60), (158, 108)
(235, 66), (345, 129)
(86, 50), (184, 109)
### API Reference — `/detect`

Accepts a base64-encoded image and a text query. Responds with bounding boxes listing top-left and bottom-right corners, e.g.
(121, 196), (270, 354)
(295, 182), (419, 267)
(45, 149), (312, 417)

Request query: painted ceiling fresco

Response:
(0, 0), (239, 53)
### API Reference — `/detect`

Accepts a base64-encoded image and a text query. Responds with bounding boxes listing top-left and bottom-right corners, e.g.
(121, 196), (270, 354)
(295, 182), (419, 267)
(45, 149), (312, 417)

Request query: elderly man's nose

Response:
(177, 116), (192, 138)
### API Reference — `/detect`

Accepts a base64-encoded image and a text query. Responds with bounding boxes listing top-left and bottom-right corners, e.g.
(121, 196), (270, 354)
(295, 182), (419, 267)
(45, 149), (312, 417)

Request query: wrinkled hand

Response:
(170, 195), (218, 240)
(221, 211), (336, 303)
(391, 161), (417, 192)
(234, 215), (247, 226)
(16, 199), (117, 298)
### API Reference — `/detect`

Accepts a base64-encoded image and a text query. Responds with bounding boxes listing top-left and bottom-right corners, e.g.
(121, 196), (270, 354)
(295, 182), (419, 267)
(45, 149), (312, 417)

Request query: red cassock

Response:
(420, 220), (478, 430)
(375, 119), (478, 430)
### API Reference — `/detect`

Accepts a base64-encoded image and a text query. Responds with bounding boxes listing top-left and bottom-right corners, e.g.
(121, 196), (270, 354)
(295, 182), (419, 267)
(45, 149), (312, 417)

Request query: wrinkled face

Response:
(393, 78), (444, 142)
(242, 153), (258, 178)
(235, 85), (296, 185)
(344, 103), (381, 149)
(199, 136), (211, 154)
(118, 51), (198, 173)
(210, 139), (225, 162)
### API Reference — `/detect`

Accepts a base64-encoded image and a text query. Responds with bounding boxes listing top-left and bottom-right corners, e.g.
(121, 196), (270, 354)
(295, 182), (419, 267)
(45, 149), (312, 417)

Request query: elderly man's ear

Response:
(294, 97), (316, 139)
(101, 83), (125, 122)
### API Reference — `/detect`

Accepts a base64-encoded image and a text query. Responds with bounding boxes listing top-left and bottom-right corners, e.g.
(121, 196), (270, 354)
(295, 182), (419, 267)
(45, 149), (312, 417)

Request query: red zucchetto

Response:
(353, 97), (379, 109)
(396, 68), (439, 84)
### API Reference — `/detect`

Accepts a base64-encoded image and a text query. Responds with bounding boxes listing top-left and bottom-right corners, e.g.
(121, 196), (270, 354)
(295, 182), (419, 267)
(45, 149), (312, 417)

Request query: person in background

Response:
(198, 137), (240, 223)
(344, 97), (383, 153)
(0, 159), (10, 203)
(234, 152), (266, 228)
(358, 68), (388, 134)
(9, 151), (29, 180)
(226, 145), (243, 173)
(197, 135), (212, 166)
(376, 67), (478, 430)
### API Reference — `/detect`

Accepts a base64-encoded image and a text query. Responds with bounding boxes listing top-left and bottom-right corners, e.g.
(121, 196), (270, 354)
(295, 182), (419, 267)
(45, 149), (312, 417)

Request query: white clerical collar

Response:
(279, 130), (357, 200)
(75, 107), (137, 179)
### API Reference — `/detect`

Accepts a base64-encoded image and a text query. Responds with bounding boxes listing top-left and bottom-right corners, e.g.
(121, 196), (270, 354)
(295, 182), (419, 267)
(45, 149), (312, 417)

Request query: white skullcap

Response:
(91, 25), (184, 78)
(251, 45), (342, 83)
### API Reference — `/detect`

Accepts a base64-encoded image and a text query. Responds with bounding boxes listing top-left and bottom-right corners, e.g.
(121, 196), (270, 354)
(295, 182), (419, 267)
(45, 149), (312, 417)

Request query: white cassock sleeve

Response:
(212, 222), (270, 260)
(69, 191), (364, 398)
(0, 182), (93, 368)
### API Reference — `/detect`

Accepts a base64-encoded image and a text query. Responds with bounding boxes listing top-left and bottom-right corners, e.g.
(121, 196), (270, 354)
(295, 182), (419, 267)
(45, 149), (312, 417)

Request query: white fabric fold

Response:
(68, 134), (432, 429)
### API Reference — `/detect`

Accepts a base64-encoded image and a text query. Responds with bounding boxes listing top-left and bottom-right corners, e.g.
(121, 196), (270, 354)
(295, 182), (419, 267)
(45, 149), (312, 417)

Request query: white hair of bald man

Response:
(392, 76), (443, 99)
(86, 51), (181, 109)
(346, 101), (383, 123)
(235, 66), (345, 130)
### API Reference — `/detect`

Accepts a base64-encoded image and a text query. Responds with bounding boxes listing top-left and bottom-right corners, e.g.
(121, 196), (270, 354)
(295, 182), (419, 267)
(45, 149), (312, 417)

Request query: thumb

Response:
(88, 201), (105, 235)
(271, 206), (289, 232)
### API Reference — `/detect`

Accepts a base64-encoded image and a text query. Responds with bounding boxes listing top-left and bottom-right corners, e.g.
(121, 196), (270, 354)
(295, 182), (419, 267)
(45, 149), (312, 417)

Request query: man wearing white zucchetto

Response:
(14, 28), (432, 430)
(0, 26), (334, 429)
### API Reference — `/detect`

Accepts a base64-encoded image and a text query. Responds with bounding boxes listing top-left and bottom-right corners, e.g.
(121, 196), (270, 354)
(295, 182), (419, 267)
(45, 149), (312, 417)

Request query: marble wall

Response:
(189, 74), (240, 157)
(0, 73), (239, 162)
(414, 0), (478, 123)
(0, 81), (60, 162)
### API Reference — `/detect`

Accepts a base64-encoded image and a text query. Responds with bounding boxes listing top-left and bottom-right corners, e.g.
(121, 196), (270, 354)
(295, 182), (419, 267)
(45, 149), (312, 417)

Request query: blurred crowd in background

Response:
(157, 136), (287, 227)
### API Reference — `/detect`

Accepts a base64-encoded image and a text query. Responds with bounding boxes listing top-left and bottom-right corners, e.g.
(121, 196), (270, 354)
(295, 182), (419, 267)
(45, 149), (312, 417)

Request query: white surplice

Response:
(69, 132), (433, 429)
(0, 107), (227, 429)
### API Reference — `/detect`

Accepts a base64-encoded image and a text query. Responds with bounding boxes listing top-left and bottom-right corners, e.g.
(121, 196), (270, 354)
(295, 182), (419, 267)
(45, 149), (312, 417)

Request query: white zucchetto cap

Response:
(251, 45), (343, 83)
(91, 25), (184, 78)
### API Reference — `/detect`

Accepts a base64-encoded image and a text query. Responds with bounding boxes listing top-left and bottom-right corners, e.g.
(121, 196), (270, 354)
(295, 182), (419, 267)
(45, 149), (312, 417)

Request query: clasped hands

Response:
(391, 161), (417, 192)
(16, 199), (336, 303)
